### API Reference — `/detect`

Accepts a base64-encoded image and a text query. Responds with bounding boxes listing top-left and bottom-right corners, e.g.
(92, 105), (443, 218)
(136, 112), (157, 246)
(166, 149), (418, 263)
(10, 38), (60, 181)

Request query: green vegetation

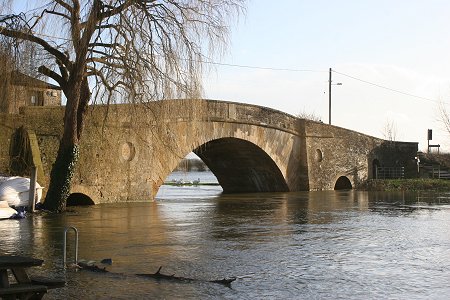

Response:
(364, 179), (450, 192)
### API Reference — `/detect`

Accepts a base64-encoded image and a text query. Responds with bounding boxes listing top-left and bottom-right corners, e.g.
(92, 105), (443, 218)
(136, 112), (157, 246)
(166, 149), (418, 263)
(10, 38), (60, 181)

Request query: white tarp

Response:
(0, 200), (17, 219)
(0, 177), (43, 207)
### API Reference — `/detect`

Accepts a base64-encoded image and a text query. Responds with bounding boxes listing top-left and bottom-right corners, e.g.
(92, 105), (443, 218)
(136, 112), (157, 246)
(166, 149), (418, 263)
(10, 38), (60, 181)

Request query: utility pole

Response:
(328, 68), (332, 125)
(328, 68), (342, 125)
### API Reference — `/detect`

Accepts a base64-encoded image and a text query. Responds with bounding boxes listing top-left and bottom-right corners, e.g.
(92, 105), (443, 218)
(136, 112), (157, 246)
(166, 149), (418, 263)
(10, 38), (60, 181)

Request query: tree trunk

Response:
(42, 143), (79, 212)
(42, 78), (89, 212)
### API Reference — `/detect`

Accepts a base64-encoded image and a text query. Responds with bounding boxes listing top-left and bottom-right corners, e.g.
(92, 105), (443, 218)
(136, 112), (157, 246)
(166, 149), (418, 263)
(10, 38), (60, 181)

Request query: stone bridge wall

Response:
(0, 100), (418, 204)
(304, 121), (417, 190)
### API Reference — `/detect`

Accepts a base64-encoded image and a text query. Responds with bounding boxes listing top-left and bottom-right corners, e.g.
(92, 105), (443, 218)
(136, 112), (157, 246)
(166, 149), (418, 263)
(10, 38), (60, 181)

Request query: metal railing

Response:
(376, 167), (405, 179)
(422, 164), (450, 179)
(63, 226), (79, 268)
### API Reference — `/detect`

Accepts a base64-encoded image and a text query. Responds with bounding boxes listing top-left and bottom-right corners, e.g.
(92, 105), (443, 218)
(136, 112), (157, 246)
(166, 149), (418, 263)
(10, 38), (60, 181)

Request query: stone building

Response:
(0, 71), (61, 114)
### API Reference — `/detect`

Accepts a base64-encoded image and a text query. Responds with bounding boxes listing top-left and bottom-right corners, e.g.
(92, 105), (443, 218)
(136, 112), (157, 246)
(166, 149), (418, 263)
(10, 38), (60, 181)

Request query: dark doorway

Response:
(372, 159), (380, 179)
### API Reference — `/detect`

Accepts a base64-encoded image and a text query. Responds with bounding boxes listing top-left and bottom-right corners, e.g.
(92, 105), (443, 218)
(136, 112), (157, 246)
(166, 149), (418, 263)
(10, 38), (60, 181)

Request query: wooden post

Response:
(29, 167), (37, 212)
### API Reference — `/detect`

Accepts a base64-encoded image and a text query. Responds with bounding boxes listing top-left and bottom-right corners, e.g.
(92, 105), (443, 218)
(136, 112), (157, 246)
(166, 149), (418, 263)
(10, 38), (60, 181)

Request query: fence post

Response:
(28, 167), (37, 212)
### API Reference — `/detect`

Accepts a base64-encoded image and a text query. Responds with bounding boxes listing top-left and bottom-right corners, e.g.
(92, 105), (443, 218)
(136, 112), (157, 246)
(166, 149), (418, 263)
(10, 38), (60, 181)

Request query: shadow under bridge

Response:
(194, 137), (289, 193)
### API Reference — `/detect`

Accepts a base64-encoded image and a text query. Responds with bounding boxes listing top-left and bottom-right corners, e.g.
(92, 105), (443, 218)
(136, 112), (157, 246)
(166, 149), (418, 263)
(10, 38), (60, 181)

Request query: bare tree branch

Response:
(54, 0), (74, 15)
(38, 65), (65, 88)
(438, 101), (450, 135)
(0, 25), (69, 66)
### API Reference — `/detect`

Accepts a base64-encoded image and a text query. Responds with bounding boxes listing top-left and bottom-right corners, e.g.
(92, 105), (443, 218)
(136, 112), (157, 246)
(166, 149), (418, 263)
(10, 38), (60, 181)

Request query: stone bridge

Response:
(0, 99), (418, 204)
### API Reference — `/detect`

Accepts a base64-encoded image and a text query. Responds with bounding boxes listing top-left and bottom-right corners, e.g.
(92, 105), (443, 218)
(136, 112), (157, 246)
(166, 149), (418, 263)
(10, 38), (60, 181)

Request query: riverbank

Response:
(364, 179), (450, 192)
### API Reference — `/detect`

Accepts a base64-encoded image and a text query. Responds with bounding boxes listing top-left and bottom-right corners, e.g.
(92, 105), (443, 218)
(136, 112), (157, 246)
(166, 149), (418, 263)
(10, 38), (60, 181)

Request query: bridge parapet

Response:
(203, 100), (300, 135)
(127, 99), (301, 135)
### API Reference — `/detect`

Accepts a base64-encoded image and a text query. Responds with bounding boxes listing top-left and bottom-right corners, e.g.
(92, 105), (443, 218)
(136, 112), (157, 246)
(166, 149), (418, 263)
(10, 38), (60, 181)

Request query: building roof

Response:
(11, 71), (61, 90)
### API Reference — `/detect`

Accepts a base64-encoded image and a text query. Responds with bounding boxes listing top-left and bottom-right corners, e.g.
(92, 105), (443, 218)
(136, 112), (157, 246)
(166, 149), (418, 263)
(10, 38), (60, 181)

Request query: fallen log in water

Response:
(136, 266), (237, 286)
(79, 263), (236, 286)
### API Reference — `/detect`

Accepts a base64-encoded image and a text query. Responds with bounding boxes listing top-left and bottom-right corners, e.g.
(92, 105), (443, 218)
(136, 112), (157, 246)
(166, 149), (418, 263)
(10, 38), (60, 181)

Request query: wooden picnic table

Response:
(0, 255), (47, 299)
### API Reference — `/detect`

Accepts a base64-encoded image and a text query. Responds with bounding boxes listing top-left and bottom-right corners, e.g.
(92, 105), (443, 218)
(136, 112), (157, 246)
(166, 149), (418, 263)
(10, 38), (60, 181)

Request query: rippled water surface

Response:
(1, 173), (450, 299)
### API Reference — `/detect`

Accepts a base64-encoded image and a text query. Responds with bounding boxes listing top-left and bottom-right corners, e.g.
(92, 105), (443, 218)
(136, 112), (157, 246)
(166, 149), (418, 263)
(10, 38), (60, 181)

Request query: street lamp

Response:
(328, 68), (342, 125)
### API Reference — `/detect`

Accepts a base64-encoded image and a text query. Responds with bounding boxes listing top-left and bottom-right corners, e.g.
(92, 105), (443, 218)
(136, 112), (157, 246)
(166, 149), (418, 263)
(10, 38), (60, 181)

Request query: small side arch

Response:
(334, 176), (352, 190)
(67, 193), (95, 206)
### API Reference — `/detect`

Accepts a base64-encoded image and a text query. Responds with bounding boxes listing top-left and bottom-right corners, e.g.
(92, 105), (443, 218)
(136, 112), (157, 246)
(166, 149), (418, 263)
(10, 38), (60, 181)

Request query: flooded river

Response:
(1, 172), (450, 299)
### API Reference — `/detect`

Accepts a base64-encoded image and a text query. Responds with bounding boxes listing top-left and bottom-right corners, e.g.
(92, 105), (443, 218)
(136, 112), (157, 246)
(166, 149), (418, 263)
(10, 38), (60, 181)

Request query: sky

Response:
(201, 0), (450, 152)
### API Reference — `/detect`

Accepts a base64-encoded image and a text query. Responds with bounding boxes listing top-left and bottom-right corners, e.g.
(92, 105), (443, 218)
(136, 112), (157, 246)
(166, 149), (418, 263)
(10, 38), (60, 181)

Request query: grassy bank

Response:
(364, 179), (450, 192)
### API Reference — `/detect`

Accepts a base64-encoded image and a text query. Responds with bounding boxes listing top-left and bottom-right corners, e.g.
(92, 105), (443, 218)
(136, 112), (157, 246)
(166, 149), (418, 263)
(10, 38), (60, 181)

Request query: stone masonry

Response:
(0, 99), (418, 204)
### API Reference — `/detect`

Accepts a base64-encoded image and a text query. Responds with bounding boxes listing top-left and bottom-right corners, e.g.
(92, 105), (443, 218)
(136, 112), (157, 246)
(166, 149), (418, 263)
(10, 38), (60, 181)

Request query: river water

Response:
(1, 171), (450, 299)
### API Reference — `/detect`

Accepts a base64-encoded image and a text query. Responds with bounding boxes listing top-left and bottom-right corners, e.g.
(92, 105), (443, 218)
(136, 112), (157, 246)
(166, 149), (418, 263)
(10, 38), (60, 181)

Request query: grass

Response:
(364, 178), (450, 192)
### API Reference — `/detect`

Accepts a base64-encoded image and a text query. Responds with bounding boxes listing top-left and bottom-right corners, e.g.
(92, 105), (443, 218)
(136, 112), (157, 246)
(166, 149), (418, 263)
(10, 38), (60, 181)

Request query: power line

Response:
(34, 31), (70, 41)
(332, 69), (445, 104)
(200, 60), (325, 73)
(204, 62), (448, 105)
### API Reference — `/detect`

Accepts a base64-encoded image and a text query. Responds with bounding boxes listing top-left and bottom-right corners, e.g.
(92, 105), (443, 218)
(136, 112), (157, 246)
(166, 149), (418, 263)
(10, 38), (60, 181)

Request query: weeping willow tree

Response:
(0, 0), (244, 212)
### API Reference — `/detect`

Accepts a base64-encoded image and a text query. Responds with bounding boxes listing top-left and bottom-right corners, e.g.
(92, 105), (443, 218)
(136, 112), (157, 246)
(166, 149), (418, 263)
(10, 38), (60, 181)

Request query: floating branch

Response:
(79, 264), (237, 286)
(136, 266), (237, 286)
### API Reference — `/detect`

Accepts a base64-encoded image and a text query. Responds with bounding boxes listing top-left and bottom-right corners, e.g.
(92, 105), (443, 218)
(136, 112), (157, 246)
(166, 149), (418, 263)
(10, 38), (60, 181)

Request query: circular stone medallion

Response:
(121, 142), (136, 161)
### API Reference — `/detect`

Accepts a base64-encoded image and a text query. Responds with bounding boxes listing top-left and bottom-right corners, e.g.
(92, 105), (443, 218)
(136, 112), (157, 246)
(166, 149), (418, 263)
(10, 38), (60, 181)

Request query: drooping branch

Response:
(0, 26), (69, 67)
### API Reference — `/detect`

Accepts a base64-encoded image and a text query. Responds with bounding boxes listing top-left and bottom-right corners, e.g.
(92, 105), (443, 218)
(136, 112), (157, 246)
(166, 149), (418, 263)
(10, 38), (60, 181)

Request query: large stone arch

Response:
(154, 115), (303, 197)
(193, 137), (289, 193)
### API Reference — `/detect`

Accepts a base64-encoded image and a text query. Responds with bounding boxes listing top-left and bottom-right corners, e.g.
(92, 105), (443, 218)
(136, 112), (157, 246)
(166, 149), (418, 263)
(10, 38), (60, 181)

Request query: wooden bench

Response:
(0, 283), (47, 299)
(0, 256), (64, 298)
(30, 276), (66, 289)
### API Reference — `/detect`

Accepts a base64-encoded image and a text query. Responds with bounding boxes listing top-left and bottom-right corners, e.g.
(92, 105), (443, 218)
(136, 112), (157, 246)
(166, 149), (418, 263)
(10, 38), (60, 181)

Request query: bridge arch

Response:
(334, 176), (352, 190)
(66, 193), (95, 206)
(192, 137), (289, 193)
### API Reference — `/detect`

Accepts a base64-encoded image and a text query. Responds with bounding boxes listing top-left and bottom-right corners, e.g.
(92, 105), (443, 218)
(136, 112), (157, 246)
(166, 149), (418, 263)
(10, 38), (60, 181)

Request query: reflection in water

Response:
(0, 186), (450, 299)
